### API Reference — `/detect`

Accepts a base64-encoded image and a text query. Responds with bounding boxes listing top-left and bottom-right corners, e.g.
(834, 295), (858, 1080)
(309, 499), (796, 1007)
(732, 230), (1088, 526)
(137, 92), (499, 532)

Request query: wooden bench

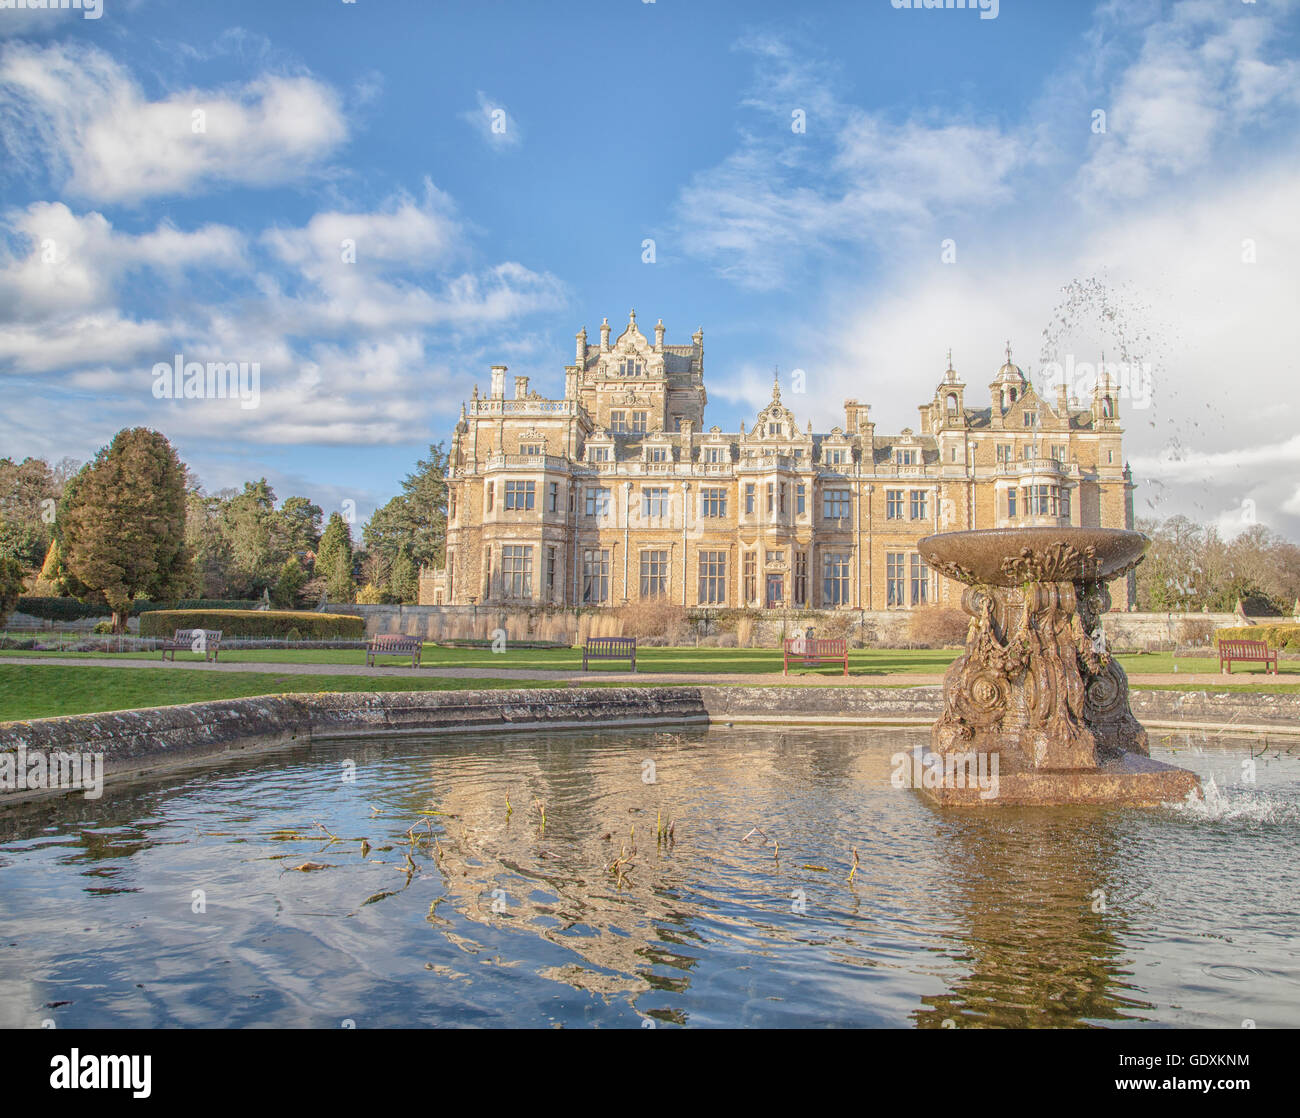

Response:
(366, 634), (423, 668)
(160, 629), (222, 662)
(582, 636), (636, 671)
(1219, 638), (1278, 675)
(783, 636), (848, 676)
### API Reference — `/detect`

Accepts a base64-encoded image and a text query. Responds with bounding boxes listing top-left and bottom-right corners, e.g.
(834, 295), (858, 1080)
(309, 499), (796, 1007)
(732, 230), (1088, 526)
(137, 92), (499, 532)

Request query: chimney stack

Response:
(489, 365), (507, 399)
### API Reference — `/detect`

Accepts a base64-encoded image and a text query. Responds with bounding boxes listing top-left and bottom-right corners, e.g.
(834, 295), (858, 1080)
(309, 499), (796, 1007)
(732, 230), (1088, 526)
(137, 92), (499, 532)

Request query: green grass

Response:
(0, 665), (552, 722)
(0, 642), (1281, 677)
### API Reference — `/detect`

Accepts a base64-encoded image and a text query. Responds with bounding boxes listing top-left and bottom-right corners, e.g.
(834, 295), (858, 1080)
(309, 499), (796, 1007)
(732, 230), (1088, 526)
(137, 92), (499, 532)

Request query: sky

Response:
(1, 0), (1297, 539)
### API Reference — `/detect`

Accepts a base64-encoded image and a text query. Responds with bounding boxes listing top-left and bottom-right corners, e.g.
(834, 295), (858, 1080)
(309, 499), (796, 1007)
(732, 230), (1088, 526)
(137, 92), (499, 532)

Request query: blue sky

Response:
(1, 0), (1298, 539)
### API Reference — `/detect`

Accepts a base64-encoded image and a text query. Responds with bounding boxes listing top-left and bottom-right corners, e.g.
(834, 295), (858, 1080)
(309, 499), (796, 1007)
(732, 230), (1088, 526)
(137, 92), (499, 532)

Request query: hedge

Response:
(139, 609), (365, 640)
(16, 597), (262, 621)
(1215, 624), (1300, 652)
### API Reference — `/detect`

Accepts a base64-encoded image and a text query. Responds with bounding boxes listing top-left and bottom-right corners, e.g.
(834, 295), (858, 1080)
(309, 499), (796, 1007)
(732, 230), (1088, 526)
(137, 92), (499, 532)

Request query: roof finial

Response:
(1005, 339), (1012, 364)
(772, 365), (781, 401)
(629, 308), (637, 324)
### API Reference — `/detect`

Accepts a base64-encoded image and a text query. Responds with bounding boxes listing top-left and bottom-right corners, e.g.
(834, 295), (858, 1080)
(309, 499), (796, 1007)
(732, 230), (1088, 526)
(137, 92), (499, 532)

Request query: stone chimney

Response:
(576, 327), (587, 366)
(654, 318), (665, 350)
(600, 317), (611, 350)
(489, 365), (507, 398)
(514, 375), (529, 400)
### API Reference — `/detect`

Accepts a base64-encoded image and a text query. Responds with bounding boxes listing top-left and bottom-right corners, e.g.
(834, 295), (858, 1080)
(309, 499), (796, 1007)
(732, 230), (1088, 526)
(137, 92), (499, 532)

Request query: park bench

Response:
(366, 634), (423, 668)
(1219, 638), (1278, 675)
(582, 636), (637, 671)
(160, 629), (222, 662)
(783, 636), (849, 677)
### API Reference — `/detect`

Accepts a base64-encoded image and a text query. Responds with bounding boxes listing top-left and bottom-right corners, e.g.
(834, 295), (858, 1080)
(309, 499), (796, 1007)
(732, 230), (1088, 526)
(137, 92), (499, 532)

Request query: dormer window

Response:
(825, 448), (847, 466)
(520, 443), (543, 456)
(895, 449), (917, 466)
(590, 445), (610, 462)
(703, 446), (726, 463)
(769, 422), (782, 436)
(647, 446), (668, 463)
(1023, 412), (1038, 427)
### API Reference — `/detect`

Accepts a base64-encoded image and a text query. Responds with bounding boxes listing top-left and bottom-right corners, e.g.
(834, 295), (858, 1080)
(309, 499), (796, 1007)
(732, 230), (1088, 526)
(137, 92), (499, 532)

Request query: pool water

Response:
(1, 724), (1297, 1028)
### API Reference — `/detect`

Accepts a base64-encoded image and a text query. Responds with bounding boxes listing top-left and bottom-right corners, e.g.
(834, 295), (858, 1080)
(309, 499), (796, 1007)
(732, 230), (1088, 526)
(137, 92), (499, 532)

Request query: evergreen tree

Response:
(317, 512), (355, 603)
(272, 554), (307, 608)
(390, 544), (419, 604)
(59, 428), (191, 631)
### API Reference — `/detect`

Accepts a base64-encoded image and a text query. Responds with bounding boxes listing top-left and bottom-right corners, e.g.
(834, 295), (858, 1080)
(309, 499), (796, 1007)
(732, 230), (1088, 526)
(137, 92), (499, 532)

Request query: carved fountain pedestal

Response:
(916, 528), (1200, 807)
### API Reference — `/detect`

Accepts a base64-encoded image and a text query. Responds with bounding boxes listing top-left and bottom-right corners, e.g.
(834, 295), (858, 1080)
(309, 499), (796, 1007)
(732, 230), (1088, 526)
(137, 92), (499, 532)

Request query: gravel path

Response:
(2, 656), (1293, 689)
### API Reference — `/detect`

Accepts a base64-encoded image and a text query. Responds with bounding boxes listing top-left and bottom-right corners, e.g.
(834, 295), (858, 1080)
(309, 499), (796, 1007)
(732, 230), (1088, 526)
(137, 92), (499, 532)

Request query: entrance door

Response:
(766, 574), (784, 608)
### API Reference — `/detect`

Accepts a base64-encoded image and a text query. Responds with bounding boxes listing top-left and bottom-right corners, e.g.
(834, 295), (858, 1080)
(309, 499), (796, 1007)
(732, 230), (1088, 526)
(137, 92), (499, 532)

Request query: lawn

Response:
(0, 642), (1277, 678)
(0, 647), (1293, 722)
(0, 665), (552, 722)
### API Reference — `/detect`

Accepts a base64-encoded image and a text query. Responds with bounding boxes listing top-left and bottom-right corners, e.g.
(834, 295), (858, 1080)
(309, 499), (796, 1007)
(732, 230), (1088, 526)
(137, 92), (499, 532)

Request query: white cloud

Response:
(0, 41), (347, 202)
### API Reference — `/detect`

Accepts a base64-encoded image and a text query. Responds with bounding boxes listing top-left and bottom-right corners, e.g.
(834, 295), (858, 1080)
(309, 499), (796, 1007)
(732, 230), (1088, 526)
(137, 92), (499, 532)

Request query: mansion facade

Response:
(423, 311), (1136, 611)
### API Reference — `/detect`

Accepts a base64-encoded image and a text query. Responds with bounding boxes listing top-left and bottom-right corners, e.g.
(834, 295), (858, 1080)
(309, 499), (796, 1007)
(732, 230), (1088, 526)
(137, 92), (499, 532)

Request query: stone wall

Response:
(333, 602), (1243, 651)
(5, 685), (1297, 809)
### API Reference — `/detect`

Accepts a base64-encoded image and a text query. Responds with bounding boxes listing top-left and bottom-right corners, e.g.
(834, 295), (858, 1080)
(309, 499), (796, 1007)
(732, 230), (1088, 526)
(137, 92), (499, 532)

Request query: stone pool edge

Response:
(2, 685), (1297, 808)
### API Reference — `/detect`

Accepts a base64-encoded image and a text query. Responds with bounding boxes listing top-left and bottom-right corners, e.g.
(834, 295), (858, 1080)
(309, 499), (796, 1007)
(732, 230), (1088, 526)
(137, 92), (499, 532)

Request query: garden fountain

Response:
(916, 527), (1201, 806)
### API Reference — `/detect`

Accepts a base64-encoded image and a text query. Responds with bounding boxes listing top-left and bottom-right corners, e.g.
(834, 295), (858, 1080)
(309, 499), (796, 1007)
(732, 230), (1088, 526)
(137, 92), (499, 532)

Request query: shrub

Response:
(1174, 619), (1216, 646)
(1215, 624), (1300, 651)
(0, 557), (25, 630)
(907, 606), (969, 649)
(618, 599), (690, 643)
(139, 609), (365, 640)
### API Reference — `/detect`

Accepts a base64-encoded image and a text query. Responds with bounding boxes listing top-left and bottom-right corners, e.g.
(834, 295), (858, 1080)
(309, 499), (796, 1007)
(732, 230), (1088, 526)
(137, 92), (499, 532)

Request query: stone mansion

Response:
(421, 311), (1136, 611)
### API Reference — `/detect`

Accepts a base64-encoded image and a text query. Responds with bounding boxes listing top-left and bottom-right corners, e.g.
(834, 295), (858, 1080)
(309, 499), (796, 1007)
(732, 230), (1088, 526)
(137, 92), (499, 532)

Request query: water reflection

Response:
(0, 726), (1295, 1028)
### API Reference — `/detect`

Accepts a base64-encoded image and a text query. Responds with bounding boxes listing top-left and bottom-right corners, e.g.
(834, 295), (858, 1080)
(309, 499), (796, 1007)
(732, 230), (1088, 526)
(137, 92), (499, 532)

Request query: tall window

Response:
(823, 488), (851, 520)
(822, 552), (850, 606)
(546, 547), (556, 596)
(501, 546), (532, 599)
(910, 554), (930, 606)
(796, 484), (806, 515)
(779, 483), (787, 513)
(766, 483), (775, 514)
(486, 482), (494, 512)
(793, 551), (807, 606)
(619, 358), (643, 377)
(610, 411), (628, 433)
(504, 480), (535, 510)
(910, 489), (928, 519)
(886, 489), (904, 519)
(745, 484), (756, 515)
(582, 549), (609, 604)
(698, 551), (726, 605)
(642, 487), (670, 517)
(640, 550), (668, 598)
(743, 551), (757, 604)
(1007, 488), (1017, 517)
(700, 488), (727, 517)
(449, 489), (457, 520)
(887, 553), (905, 606)
(1023, 412), (1038, 427)
(548, 482), (559, 512)
(630, 411), (648, 433)
(585, 486), (611, 517)
(996, 443), (1013, 463)
(1061, 488), (1071, 518)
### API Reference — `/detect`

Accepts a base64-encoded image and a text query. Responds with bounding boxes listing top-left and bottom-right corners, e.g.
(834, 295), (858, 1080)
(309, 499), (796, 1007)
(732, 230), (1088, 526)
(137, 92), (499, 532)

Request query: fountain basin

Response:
(918, 527), (1149, 587)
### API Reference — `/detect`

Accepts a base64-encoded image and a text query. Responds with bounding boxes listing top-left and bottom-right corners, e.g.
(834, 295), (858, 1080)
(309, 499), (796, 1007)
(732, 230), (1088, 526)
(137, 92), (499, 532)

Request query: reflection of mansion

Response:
(422, 311), (1135, 611)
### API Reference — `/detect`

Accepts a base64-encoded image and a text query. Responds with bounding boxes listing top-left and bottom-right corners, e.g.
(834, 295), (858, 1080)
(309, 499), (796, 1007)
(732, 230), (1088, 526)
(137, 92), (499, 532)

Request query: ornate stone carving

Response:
(927, 528), (1150, 774)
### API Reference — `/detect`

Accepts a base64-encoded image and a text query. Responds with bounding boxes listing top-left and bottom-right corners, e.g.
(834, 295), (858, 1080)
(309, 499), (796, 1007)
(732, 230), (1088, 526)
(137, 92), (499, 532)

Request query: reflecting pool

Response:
(1, 724), (1296, 1028)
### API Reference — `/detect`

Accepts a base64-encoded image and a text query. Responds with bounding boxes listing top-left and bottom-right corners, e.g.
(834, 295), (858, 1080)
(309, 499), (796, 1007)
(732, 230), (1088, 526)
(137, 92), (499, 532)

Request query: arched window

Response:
(1009, 387), (1018, 403)
(1102, 396), (1114, 418)
(946, 393), (958, 415)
